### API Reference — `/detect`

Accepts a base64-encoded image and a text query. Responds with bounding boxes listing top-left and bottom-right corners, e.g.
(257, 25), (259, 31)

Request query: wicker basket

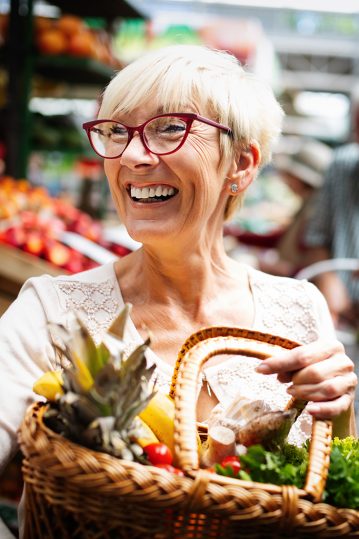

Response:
(18, 327), (359, 538)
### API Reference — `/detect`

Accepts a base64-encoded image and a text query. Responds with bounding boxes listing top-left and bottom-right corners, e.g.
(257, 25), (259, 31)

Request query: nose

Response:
(119, 132), (159, 168)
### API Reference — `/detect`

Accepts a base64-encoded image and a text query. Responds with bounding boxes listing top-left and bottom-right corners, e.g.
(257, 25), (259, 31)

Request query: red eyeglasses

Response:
(82, 113), (233, 159)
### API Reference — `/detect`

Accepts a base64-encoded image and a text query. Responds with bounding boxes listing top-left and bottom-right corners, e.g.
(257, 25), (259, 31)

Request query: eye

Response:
(148, 118), (187, 138)
(92, 127), (105, 136)
(111, 125), (128, 136)
(159, 122), (186, 134)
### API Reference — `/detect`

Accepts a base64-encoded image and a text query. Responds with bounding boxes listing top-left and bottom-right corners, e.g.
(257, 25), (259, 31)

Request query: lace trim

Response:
(56, 279), (119, 341)
(252, 275), (319, 344)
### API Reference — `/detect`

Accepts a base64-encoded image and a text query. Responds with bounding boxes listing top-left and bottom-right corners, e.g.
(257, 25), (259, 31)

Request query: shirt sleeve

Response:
(305, 280), (337, 340)
(0, 279), (57, 474)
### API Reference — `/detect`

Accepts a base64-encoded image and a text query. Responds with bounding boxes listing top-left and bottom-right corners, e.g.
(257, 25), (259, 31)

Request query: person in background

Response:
(302, 100), (359, 329)
(259, 136), (333, 277)
(0, 44), (356, 537)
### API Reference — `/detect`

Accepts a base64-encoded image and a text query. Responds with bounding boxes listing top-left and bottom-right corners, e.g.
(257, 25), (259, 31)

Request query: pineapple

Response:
(42, 304), (156, 463)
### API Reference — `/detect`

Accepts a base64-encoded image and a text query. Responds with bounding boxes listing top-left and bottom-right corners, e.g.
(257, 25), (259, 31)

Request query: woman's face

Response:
(104, 104), (230, 246)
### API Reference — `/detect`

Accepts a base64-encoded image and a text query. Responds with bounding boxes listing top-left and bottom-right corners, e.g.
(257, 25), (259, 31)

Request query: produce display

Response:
(33, 304), (359, 511)
(34, 14), (121, 68)
(0, 12), (121, 67)
(0, 176), (131, 273)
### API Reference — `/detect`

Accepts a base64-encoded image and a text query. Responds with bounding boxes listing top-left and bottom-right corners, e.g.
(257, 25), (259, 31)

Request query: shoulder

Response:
(19, 262), (122, 339)
(249, 266), (320, 303)
(248, 265), (314, 292)
(19, 262), (117, 309)
(21, 262), (117, 292)
(247, 266), (335, 343)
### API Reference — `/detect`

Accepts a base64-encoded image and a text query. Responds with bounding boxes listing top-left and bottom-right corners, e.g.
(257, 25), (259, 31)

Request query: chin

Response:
(125, 221), (176, 245)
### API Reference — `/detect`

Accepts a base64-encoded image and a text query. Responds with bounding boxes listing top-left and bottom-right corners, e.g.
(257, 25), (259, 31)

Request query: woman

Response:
(0, 45), (356, 494)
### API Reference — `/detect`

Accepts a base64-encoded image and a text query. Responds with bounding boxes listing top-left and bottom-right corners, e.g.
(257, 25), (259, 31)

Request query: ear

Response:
(225, 141), (261, 195)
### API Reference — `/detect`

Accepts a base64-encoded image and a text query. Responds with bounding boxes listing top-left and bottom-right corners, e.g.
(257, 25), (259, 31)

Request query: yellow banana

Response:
(33, 370), (64, 401)
(139, 392), (202, 457)
(139, 392), (176, 454)
(135, 417), (159, 448)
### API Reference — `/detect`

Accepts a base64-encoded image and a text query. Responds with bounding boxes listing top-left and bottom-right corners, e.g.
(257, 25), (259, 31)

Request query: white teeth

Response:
(129, 184), (177, 200)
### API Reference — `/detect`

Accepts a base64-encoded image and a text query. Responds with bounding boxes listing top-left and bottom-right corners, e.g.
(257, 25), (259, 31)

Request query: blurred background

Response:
(0, 1), (358, 535)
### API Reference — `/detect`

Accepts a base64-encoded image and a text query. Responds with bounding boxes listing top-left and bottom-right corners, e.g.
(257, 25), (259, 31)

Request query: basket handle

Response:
(170, 327), (304, 413)
(172, 327), (332, 502)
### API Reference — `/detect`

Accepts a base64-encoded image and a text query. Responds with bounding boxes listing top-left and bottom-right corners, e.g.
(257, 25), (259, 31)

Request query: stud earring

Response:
(230, 183), (239, 194)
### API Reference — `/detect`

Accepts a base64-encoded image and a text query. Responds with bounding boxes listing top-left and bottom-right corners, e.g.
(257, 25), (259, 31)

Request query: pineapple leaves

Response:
(44, 305), (157, 462)
(108, 303), (132, 340)
(73, 317), (109, 380)
(113, 339), (156, 430)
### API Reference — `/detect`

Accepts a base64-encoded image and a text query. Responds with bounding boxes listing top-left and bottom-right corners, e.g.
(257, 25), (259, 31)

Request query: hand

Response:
(255, 339), (357, 419)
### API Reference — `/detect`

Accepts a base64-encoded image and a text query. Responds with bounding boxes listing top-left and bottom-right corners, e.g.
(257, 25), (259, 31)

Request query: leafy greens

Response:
(214, 436), (359, 509)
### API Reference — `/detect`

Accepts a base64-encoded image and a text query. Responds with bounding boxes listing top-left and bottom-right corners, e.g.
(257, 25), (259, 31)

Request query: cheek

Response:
(104, 161), (122, 196)
(104, 160), (117, 185)
(103, 161), (125, 210)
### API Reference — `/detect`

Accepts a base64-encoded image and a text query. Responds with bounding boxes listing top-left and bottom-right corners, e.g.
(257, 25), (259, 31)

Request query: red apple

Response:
(23, 231), (44, 256)
(3, 226), (26, 247)
(44, 240), (71, 267)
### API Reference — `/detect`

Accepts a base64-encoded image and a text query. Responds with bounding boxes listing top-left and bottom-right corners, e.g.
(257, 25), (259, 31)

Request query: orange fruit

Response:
(37, 28), (67, 55)
(34, 16), (54, 35)
(57, 15), (84, 37)
(68, 30), (96, 58)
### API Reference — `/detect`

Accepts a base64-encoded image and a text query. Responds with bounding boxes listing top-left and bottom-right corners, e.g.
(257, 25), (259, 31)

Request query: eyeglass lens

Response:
(89, 116), (188, 158)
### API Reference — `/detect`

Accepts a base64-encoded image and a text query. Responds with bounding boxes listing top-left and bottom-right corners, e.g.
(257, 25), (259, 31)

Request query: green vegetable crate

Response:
(19, 327), (359, 538)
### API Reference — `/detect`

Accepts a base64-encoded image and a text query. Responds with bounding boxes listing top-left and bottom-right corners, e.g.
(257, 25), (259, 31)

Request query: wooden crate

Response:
(0, 243), (66, 314)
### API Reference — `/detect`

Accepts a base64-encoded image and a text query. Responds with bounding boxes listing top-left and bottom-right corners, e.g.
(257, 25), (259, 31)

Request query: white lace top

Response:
(0, 261), (336, 474)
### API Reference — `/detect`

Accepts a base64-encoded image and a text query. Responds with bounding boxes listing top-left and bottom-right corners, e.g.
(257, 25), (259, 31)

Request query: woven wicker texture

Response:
(18, 327), (359, 538)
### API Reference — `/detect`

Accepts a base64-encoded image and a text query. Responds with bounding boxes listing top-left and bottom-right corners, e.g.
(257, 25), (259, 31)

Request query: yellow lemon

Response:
(33, 370), (64, 401)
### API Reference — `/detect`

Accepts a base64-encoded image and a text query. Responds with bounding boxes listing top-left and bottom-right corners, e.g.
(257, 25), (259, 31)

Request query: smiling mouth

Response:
(127, 184), (179, 203)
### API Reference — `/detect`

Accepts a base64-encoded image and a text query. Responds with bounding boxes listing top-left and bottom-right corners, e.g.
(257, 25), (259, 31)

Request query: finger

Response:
(305, 393), (354, 419)
(277, 372), (293, 384)
(286, 372), (357, 401)
(290, 354), (355, 385)
(277, 354), (354, 385)
(255, 340), (345, 375)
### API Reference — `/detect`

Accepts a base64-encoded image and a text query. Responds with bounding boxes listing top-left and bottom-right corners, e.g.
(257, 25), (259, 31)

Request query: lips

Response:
(127, 184), (178, 203)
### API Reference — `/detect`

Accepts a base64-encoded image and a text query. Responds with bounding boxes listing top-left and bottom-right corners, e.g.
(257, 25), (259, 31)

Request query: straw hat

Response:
(273, 136), (333, 188)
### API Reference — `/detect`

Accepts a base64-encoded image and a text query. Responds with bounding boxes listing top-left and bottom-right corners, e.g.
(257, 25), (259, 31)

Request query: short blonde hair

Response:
(99, 45), (284, 219)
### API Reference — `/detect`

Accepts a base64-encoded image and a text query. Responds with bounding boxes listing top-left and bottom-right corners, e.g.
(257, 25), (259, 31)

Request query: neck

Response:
(117, 235), (244, 316)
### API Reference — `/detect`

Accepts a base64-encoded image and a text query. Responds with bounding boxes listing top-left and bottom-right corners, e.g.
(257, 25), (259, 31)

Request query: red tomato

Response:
(144, 443), (173, 465)
(156, 464), (184, 476)
(221, 456), (241, 475)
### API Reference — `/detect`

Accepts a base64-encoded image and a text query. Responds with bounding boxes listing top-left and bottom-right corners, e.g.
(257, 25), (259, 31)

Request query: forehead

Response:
(111, 96), (212, 124)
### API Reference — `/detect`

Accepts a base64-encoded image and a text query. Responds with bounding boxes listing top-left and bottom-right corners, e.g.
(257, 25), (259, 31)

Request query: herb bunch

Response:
(215, 436), (359, 510)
